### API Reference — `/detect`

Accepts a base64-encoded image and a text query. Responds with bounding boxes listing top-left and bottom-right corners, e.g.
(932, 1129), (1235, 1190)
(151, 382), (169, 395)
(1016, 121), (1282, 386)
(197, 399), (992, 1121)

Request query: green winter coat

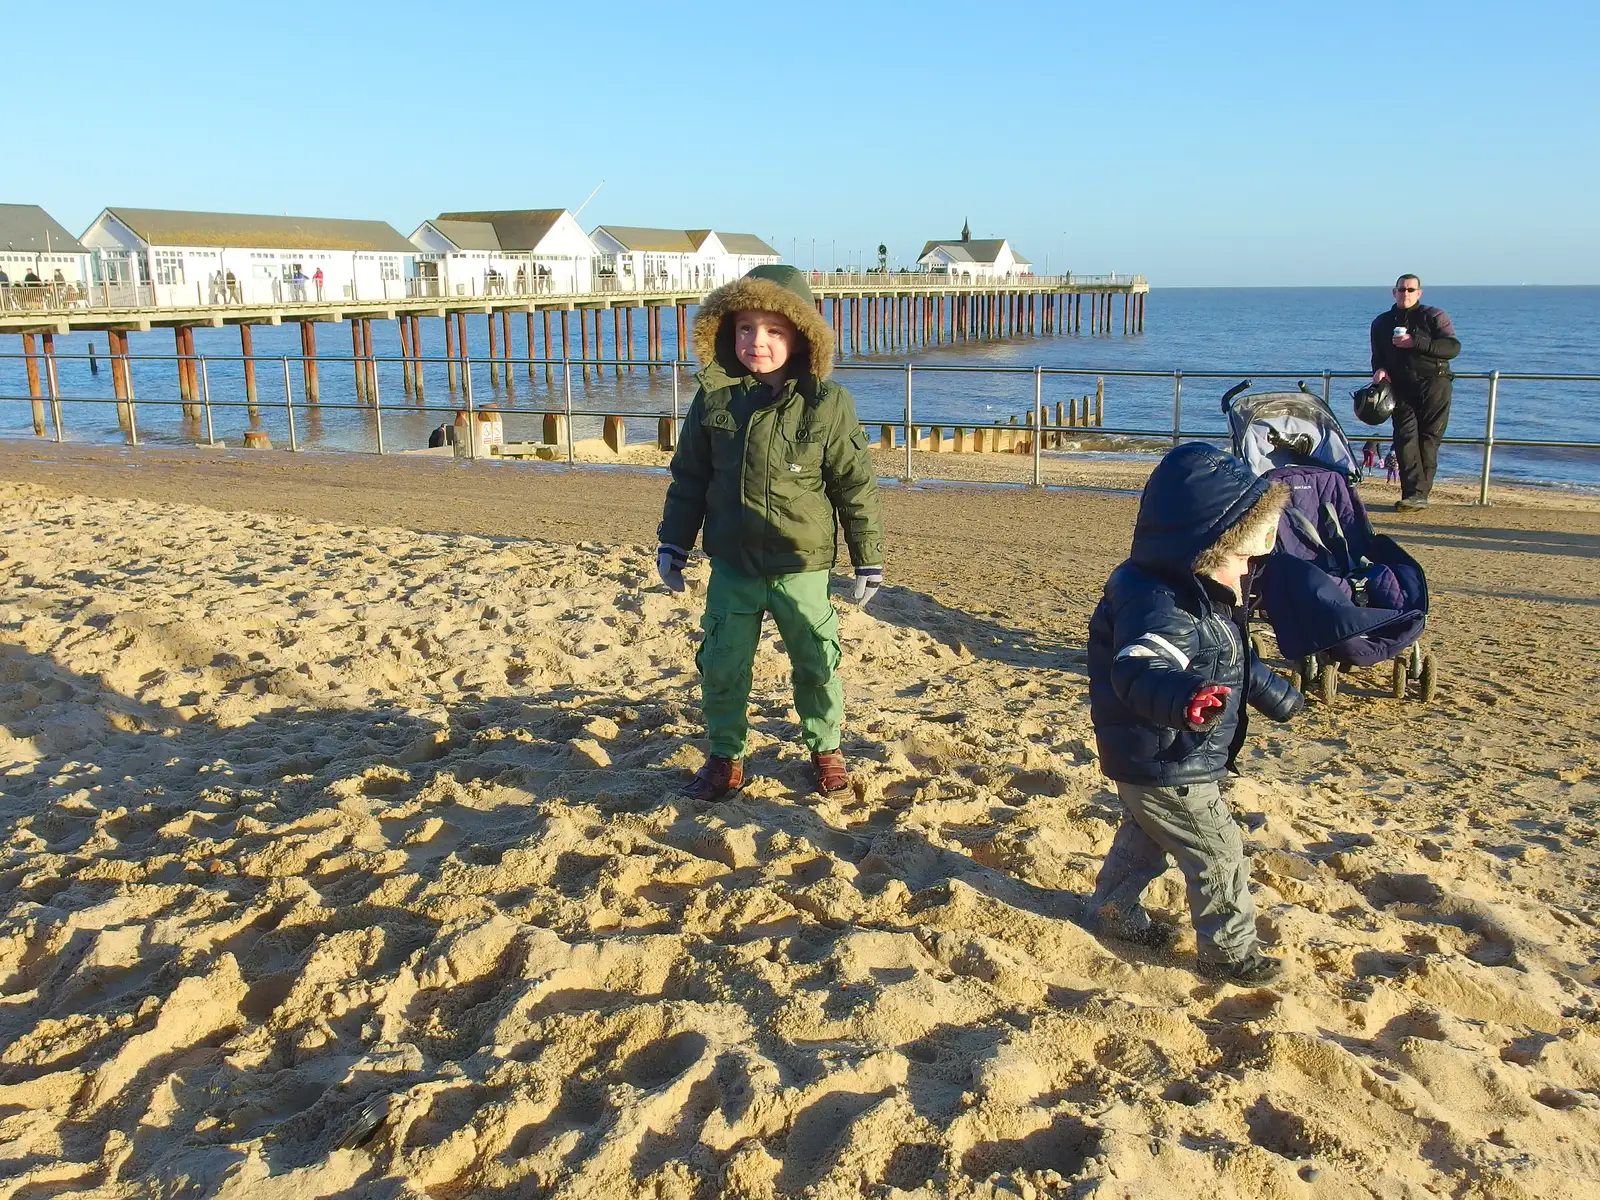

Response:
(657, 265), (884, 578)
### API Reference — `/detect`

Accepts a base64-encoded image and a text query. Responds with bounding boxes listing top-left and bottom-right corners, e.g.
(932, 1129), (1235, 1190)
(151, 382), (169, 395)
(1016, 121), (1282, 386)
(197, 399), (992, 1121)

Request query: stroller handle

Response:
(1221, 380), (1252, 412)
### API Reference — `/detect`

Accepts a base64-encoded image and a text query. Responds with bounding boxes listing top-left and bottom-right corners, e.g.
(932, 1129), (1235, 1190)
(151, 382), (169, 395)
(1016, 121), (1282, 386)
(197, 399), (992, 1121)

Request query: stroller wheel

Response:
(1410, 642), (1425, 680)
(1391, 658), (1409, 700)
(1319, 663), (1339, 707)
(1419, 654), (1438, 702)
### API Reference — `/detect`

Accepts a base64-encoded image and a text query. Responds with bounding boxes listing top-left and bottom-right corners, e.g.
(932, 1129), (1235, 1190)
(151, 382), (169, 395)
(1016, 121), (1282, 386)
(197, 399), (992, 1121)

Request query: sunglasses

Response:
(1393, 286), (1419, 293)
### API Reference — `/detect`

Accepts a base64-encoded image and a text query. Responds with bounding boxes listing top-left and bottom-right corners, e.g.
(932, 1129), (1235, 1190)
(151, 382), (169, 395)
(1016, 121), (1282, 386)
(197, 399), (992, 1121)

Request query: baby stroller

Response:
(1222, 380), (1437, 706)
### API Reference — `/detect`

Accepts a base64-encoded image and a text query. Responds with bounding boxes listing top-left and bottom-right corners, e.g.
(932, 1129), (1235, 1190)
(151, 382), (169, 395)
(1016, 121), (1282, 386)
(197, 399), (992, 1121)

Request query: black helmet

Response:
(1352, 380), (1395, 425)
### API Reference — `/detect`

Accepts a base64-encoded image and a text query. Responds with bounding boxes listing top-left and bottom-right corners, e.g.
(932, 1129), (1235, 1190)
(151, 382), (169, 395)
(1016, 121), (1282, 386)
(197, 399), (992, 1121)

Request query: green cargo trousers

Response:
(696, 558), (844, 759)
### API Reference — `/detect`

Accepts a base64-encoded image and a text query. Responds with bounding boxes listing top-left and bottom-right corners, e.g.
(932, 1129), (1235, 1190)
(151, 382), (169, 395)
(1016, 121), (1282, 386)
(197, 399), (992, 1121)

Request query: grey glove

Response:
(656, 544), (688, 593)
(849, 566), (882, 608)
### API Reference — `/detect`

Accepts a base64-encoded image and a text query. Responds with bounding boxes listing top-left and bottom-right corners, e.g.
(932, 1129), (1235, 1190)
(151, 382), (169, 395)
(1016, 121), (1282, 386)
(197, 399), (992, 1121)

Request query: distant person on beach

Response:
(1087, 443), (1304, 984)
(1362, 439), (1379, 471)
(1371, 274), (1459, 511)
(657, 265), (883, 803)
(1385, 447), (1399, 484)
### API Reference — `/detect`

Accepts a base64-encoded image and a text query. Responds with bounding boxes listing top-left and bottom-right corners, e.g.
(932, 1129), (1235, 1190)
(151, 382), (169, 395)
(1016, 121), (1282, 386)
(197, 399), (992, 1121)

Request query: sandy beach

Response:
(1, 442), (1597, 1198)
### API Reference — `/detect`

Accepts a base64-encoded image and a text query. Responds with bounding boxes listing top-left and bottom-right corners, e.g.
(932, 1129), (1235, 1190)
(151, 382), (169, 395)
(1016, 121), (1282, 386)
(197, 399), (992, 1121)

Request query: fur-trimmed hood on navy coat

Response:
(1088, 444), (1302, 787)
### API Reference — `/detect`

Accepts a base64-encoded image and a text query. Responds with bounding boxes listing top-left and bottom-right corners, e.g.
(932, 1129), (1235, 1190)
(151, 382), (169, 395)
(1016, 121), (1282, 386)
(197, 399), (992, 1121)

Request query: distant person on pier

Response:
(657, 265), (884, 804)
(226, 270), (240, 303)
(1086, 443), (1304, 983)
(313, 267), (324, 300)
(292, 267), (308, 302)
(1370, 274), (1460, 510)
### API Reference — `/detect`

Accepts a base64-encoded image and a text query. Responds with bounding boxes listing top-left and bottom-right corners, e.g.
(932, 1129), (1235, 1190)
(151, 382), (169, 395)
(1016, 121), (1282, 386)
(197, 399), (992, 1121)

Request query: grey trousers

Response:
(1091, 780), (1258, 963)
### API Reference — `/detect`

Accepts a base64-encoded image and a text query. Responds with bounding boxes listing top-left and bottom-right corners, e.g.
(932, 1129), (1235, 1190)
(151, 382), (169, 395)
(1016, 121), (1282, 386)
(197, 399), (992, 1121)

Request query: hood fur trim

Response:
(1193, 481), (1289, 575)
(692, 276), (834, 382)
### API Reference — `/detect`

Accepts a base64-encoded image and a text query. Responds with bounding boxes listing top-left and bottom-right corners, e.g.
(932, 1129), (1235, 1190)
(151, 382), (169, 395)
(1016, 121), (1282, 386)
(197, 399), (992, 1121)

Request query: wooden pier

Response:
(2, 274), (1148, 438)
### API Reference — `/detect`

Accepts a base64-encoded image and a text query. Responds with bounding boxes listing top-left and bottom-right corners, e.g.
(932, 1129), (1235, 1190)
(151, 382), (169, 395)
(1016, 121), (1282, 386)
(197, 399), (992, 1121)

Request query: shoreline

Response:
(5, 435), (1596, 514)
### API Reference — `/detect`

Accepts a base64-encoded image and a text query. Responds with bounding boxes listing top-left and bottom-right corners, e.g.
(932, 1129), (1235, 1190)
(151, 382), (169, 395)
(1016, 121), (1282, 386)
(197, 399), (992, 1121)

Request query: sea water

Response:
(3, 286), (1597, 490)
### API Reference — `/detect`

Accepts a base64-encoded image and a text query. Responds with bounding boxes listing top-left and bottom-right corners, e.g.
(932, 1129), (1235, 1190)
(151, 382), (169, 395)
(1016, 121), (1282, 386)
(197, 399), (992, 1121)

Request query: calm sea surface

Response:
(4, 286), (1597, 489)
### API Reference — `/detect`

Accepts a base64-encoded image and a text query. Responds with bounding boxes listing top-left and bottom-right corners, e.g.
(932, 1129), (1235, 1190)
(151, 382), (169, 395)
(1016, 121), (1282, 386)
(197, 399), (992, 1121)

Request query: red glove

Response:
(1185, 684), (1232, 731)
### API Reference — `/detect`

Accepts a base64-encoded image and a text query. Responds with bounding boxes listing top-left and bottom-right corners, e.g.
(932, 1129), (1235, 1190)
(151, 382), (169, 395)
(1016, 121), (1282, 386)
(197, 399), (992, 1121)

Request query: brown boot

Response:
(811, 749), (853, 799)
(683, 755), (743, 801)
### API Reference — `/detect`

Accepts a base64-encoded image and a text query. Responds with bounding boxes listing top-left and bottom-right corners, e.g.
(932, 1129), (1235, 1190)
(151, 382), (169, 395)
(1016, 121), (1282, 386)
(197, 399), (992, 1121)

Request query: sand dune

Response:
(1, 480), (1597, 1199)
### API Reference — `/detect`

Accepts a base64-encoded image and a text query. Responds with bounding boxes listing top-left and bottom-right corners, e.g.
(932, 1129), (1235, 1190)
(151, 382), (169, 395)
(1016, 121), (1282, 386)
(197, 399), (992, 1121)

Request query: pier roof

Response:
(920, 238), (1014, 264)
(100, 208), (415, 253)
(434, 210), (568, 252)
(0, 204), (89, 255)
(593, 226), (702, 253)
(716, 232), (779, 256)
(425, 219), (502, 251)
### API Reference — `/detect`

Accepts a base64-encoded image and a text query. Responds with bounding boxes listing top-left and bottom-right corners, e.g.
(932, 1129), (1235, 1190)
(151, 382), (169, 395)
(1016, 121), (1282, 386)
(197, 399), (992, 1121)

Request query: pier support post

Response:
(560, 309), (570, 364)
(445, 311), (458, 390)
(676, 303), (687, 364)
(501, 310), (512, 384)
(109, 329), (131, 429)
(239, 324), (259, 418)
(172, 328), (189, 404)
(301, 321), (321, 404)
(411, 316), (425, 400)
(611, 306), (622, 375)
(22, 334), (44, 435)
(362, 319), (377, 398)
(399, 313), (414, 392)
(351, 319), (367, 401)
(487, 308), (500, 383)
(543, 310), (554, 379)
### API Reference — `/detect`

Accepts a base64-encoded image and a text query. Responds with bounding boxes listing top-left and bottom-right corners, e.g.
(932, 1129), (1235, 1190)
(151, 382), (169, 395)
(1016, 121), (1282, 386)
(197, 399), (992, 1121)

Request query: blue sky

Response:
(12, 1), (1596, 286)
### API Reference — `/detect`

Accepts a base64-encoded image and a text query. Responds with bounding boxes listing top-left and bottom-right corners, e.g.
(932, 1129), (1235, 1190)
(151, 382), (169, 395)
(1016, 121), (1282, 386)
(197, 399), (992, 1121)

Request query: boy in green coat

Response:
(657, 265), (884, 801)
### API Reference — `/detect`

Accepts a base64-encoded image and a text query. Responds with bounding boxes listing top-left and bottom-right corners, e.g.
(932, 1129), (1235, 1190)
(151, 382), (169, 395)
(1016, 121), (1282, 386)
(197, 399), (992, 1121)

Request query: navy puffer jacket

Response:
(1089, 444), (1303, 787)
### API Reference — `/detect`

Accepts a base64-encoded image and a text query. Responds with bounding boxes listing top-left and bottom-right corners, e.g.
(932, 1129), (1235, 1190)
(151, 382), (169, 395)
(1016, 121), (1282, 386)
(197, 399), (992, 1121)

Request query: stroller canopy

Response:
(1223, 385), (1362, 482)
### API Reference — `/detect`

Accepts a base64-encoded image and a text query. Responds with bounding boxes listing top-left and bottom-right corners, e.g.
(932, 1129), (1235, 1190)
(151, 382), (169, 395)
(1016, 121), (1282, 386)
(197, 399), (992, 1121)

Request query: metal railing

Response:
(3, 353), (1596, 505)
(1, 271), (1149, 317)
(807, 271), (1144, 290)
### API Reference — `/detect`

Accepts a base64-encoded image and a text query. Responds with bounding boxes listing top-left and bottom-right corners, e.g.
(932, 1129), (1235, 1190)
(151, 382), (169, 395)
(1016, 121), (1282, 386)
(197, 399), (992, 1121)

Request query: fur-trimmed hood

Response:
(692, 265), (835, 383)
(1130, 443), (1288, 579)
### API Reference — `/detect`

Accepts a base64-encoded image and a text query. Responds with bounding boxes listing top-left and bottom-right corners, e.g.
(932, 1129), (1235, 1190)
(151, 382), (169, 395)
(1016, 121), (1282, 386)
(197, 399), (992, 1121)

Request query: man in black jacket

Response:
(1087, 443), (1304, 983)
(1371, 274), (1460, 510)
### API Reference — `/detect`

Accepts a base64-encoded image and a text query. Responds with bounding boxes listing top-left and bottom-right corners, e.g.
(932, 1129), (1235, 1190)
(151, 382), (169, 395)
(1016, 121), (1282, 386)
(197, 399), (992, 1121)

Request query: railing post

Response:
(563, 354), (575, 466)
(1171, 371), (1183, 447)
(1032, 365), (1044, 487)
(199, 356), (216, 446)
(671, 358), (680, 423)
(372, 350), (385, 455)
(902, 362), (914, 482)
(1479, 369), (1499, 505)
(463, 353), (476, 461)
(125, 361), (138, 446)
(1321, 370), (1332, 408)
(46, 346), (63, 442)
(282, 357), (298, 451)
